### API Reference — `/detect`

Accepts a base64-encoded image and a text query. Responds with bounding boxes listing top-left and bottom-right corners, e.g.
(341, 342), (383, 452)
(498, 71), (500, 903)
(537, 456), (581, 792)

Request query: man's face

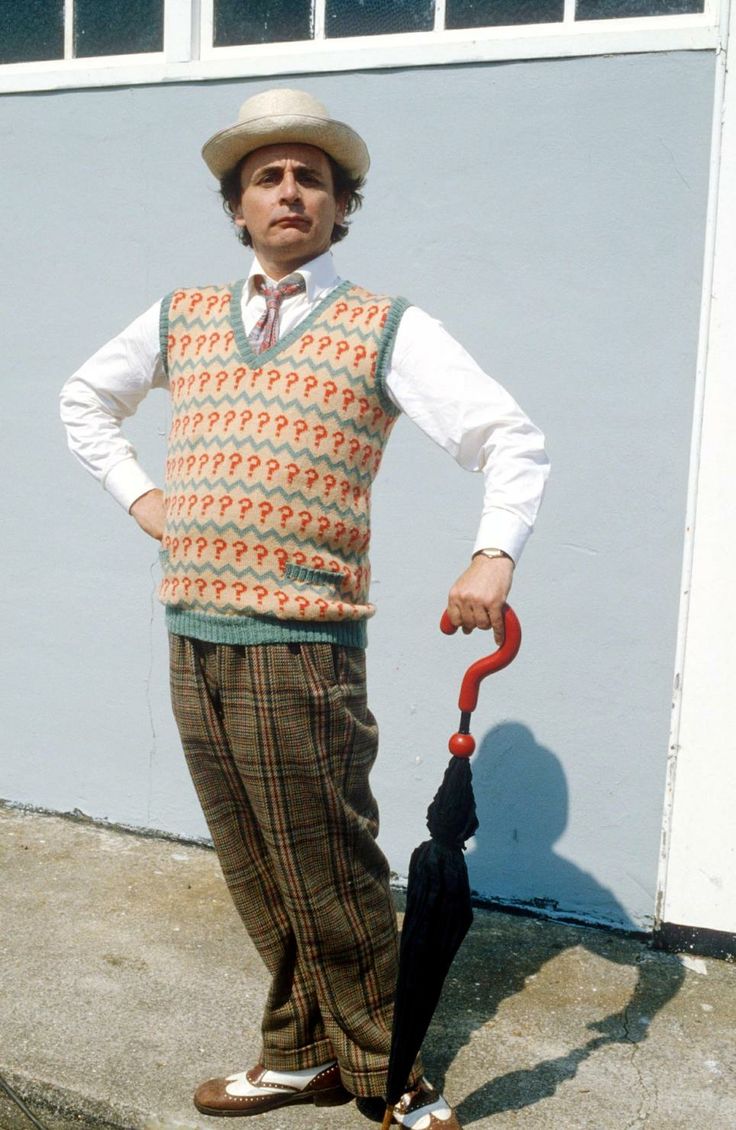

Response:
(234, 143), (346, 276)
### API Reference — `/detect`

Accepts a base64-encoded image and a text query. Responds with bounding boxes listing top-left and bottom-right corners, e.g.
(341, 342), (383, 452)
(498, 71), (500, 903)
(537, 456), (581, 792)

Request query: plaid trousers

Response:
(168, 634), (422, 1097)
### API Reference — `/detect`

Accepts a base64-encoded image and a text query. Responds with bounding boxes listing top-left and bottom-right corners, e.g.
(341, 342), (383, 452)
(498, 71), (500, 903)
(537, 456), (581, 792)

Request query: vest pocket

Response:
(284, 563), (342, 589)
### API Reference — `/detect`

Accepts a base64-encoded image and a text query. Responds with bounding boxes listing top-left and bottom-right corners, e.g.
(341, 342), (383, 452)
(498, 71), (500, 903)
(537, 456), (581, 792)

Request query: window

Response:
(0, 0), (64, 65)
(575, 0), (704, 14)
(446, 1), (566, 29)
(0, 0), (721, 93)
(208, 0), (705, 44)
(0, 0), (164, 65)
(213, 0), (313, 46)
(74, 0), (164, 58)
(326, 0), (436, 37)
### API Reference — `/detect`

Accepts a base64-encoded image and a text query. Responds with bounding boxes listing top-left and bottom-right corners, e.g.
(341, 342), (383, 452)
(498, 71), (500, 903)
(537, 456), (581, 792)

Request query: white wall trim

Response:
(164, 0), (197, 63)
(63, 0), (74, 60)
(657, 0), (736, 934)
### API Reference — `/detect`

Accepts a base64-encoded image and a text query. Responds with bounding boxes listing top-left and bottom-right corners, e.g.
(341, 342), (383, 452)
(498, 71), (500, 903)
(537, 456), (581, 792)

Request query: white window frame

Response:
(0, 0), (724, 94)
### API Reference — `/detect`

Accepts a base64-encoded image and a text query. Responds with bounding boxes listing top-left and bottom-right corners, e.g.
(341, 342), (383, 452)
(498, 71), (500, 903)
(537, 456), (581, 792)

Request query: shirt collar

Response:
(246, 251), (339, 304)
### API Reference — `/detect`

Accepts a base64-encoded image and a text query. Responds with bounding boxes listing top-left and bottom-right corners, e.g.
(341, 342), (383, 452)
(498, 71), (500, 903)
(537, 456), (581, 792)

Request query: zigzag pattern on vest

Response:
(159, 281), (406, 638)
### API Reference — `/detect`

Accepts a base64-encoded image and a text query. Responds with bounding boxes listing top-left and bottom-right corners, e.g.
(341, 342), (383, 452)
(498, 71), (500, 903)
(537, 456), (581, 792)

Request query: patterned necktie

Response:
(249, 274), (306, 353)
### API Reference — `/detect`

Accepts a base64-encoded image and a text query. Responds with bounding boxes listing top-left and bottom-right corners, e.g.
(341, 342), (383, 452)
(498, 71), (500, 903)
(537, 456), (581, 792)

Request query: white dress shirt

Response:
(60, 252), (549, 563)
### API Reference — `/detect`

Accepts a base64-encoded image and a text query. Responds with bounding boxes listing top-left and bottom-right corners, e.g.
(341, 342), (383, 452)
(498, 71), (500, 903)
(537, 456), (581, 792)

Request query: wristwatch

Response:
(472, 547), (513, 563)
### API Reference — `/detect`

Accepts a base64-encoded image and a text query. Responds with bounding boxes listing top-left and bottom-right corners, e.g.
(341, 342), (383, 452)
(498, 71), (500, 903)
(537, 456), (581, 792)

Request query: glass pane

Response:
(0, 0), (63, 63)
(576, 0), (703, 16)
(446, 0), (563, 27)
(326, 0), (434, 38)
(74, 0), (163, 56)
(214, 0), (313, 45)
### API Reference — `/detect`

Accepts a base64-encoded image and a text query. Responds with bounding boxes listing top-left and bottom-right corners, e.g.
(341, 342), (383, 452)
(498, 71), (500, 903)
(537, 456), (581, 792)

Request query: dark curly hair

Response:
(219, 153), (364, 248)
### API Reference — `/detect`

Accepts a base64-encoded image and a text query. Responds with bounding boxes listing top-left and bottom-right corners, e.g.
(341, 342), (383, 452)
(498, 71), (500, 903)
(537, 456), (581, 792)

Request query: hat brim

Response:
(201, 112), (369, 181)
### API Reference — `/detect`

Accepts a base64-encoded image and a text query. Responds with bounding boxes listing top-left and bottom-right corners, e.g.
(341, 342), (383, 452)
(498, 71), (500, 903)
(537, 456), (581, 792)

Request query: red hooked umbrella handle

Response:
(440, 604), (522, 758)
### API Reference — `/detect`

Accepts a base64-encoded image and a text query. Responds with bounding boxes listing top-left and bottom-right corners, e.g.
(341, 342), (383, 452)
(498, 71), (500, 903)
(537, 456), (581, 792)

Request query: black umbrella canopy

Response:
(381, 606), (522, 1128)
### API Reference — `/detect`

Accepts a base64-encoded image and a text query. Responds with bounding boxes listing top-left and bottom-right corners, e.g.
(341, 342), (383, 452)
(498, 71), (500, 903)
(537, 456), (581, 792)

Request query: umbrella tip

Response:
(381, 1106), (395, 1130)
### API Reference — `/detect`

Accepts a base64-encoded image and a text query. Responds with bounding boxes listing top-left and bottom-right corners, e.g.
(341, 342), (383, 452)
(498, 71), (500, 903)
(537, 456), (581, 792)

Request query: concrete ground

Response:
(0, 806), (734, 1130)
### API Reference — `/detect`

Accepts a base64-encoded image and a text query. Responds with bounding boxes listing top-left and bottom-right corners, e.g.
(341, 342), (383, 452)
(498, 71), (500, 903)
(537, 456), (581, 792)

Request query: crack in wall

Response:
(144, 558), (159, 825)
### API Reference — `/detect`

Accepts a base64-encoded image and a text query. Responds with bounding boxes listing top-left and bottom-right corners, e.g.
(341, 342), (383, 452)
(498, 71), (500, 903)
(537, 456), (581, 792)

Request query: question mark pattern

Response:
(159, 282), (404, 623)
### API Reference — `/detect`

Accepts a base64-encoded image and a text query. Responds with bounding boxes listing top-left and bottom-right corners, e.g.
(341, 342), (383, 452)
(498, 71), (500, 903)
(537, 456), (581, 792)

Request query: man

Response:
(60, 88), (549, 1129)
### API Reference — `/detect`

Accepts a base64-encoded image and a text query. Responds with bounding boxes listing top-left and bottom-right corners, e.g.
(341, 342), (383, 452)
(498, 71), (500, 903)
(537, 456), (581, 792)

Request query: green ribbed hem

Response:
(165, 607), (368, 647)
(159, 294), (172, 379)
(374, 294), (410, 417)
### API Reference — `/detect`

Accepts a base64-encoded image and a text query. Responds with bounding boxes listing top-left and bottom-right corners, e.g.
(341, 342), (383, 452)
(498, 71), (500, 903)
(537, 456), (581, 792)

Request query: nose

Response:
(279, 170), (301, 205)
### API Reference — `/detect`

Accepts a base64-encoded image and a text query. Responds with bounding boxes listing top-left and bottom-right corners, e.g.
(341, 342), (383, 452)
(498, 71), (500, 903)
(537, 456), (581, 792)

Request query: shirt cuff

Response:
(473, 510), (532, 565)
(103, 458), (158, 513)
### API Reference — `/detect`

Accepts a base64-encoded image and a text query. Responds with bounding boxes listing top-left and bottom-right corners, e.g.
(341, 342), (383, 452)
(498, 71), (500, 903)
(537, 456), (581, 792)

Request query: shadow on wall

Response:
(418, 722), (686, 1124)
(468, 721), (632, 928)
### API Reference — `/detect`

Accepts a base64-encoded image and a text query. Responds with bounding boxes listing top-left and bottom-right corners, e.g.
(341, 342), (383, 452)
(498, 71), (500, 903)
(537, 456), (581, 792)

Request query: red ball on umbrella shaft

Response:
(449, 732), (475, 758)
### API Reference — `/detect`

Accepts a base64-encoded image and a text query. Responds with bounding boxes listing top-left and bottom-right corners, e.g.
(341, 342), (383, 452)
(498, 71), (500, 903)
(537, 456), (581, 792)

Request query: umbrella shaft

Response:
(381, 1104), (395, 1130)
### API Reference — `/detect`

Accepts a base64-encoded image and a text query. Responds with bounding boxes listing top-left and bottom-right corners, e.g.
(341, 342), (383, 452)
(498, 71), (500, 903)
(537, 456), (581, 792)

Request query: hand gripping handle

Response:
(440, 604), (522, 711)
(440, 604), (522, 757)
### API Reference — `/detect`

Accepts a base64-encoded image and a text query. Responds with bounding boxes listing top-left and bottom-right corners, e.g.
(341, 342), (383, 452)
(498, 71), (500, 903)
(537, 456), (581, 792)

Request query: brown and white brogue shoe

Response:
(392, 1079), (462, 1129)
(193, 1061), (352, 1117)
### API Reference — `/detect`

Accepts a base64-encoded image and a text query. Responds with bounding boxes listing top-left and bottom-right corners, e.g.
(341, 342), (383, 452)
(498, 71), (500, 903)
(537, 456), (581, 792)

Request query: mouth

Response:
(274, 215), (309, 228)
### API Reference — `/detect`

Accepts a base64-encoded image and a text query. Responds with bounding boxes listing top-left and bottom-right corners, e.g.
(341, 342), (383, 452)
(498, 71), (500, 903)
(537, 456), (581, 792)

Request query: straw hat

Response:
(201, 88), (370, 181)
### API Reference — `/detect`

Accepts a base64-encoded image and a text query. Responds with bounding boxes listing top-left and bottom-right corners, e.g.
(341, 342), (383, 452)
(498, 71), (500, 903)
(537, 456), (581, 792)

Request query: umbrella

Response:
(381, 604), (522, 1130)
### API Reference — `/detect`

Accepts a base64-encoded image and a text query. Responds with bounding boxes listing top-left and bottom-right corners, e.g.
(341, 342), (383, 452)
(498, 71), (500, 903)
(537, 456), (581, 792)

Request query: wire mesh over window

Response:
(74, 0), (164, 57)
(214, 0), (313, 45)
(576, 0), (704, 16)
(0, 0), (63, 64)
(326, 0), (434, 37)
(446, 0), (564, 27)
(210, 0), (706, 44)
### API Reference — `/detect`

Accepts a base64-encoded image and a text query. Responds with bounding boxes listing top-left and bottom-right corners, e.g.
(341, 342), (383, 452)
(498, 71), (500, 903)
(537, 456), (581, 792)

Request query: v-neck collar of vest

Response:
(229, 277), (354, 366)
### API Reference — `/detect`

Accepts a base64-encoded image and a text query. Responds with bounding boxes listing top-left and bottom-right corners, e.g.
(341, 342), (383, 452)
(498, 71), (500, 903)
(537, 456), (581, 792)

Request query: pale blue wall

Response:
(0, 52), (714, 929)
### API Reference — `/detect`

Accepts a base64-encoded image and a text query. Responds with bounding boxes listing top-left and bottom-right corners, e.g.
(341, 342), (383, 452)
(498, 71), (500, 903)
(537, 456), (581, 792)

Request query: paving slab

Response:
(0, 806), (734, 1130)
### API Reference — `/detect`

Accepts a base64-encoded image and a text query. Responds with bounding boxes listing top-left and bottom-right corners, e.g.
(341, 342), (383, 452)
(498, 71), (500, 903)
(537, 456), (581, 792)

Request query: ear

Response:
(335, 192), (349, 225)
(232, 194), (251, 234)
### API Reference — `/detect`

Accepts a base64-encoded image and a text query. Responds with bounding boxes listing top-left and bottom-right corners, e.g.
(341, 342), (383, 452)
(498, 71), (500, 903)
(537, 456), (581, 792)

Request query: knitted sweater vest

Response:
(159, 280), (407, 647)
